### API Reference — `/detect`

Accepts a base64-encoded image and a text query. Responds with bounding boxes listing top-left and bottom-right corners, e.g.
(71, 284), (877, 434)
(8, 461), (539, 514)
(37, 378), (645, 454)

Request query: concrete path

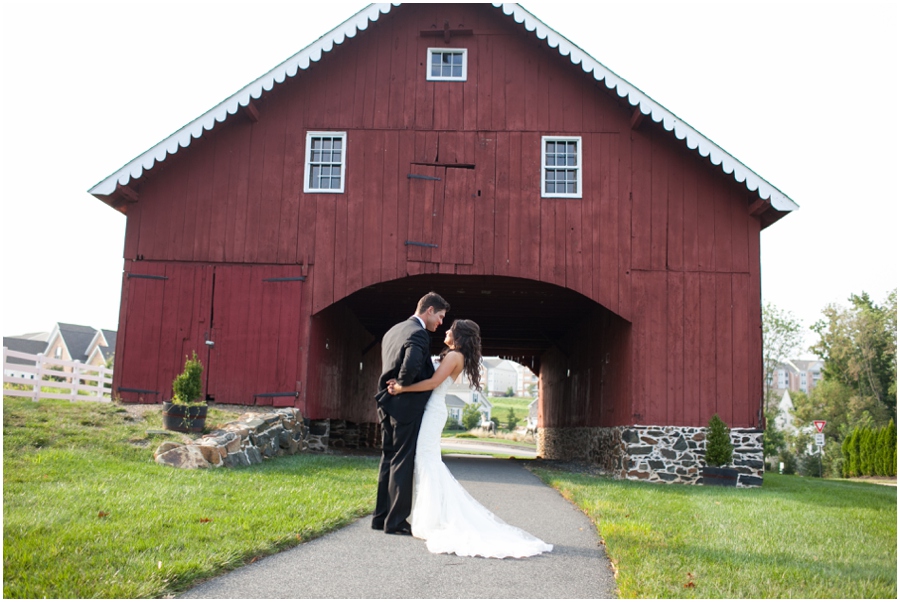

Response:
(181, 455), (616, 599)
(439, 437), (538, 458)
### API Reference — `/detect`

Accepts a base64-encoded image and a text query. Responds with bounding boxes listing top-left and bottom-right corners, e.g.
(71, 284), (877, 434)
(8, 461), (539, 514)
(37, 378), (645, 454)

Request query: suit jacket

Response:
(376, 317), (435, 423)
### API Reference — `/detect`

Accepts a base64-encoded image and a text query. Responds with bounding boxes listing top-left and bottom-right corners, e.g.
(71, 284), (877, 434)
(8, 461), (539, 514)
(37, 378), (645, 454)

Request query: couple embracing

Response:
(372, 292), (552, 559)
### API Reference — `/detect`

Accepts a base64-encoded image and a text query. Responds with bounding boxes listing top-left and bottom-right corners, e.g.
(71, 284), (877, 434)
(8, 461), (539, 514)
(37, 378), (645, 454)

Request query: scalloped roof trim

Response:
(90, 2), (797, 212)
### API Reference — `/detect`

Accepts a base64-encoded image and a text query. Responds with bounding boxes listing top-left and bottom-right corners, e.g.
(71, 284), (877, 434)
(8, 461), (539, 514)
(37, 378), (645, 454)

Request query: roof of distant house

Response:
(3, 337), (48, 365)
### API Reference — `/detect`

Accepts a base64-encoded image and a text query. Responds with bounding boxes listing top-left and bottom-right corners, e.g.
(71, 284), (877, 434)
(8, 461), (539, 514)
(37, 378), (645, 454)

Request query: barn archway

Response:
(304, 274), (632, 459)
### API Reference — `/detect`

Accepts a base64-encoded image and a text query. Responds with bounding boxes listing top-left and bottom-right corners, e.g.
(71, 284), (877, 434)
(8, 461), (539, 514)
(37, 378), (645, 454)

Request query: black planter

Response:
(701, 466), (739, 487)
(162, 401), (208, 433)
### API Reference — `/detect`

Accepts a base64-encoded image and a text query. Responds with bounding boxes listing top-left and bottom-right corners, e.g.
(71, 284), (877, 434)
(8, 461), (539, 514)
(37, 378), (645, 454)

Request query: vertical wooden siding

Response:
(119, 3), (763, 426)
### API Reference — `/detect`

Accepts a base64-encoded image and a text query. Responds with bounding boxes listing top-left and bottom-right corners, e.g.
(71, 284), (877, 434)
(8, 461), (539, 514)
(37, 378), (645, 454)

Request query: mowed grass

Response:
(487, 396), (533, 427)
(3, 396), (378, 598)
(532, 467), (897, 598)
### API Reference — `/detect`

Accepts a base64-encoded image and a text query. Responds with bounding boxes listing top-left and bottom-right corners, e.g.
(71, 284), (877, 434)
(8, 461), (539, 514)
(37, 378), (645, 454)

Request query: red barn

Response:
(90, 3), (796, 486)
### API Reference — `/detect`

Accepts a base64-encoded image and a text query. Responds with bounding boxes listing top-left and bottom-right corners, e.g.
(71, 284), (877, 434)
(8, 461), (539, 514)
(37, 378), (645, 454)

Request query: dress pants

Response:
(373, 411), (422, 532)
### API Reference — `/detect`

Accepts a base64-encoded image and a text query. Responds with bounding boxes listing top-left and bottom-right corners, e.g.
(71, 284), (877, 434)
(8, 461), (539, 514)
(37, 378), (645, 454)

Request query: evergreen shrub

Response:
(704, 413), (733, 467)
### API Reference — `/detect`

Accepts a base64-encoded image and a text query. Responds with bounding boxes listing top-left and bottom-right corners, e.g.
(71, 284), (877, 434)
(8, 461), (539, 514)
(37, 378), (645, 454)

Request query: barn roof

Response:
(89, 3), (798, 215)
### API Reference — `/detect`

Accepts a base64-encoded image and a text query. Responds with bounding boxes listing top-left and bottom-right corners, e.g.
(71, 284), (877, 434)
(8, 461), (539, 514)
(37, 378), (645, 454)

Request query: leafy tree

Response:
(811, 290), (897, 420)
(462, 403), (482, 430)
(763, 409), (786, 459)
(505, 386), (515, 397)
(506, 407), (518, 431)
(762, 302), (804, 412)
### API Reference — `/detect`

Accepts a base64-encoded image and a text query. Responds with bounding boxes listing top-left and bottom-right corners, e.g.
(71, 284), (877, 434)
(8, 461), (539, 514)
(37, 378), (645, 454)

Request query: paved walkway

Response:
(181, 455), (616, 599)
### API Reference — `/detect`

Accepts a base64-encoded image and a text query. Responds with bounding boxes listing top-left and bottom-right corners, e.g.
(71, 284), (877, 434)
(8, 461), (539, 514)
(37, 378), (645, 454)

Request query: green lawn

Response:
(3, 397), (378, 598)
(532, 466), (897, 598)
(487, 396), (533, 427)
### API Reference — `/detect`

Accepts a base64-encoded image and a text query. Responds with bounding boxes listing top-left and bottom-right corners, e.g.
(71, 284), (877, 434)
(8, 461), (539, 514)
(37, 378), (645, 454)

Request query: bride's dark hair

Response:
(440, 319), (483, 391)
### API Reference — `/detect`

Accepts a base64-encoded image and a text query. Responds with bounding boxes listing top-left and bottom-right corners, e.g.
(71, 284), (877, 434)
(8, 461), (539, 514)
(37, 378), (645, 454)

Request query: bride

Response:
(387, 319), (553, 559)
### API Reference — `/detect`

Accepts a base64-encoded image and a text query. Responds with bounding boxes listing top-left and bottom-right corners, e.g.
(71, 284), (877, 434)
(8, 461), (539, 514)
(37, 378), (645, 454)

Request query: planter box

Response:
(162, 401), (207, 434)
(701, 466), (739, 487)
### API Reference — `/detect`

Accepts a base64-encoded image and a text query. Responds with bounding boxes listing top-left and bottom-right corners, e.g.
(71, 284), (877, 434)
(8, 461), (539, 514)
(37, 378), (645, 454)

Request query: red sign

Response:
(814, 420), (826, 433)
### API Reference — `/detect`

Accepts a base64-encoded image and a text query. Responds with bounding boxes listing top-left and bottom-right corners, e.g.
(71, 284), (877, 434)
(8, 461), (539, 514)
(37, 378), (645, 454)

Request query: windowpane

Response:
(542, 137), (581, 197)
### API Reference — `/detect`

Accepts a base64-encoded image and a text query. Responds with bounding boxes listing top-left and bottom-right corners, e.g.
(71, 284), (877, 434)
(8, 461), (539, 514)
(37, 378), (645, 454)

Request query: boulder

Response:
(154, 441), (184, 459)
(156, 445), (210, 469)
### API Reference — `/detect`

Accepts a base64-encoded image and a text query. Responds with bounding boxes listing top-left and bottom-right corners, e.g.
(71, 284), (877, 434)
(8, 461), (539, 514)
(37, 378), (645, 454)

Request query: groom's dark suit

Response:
(373, 316), (435, 532)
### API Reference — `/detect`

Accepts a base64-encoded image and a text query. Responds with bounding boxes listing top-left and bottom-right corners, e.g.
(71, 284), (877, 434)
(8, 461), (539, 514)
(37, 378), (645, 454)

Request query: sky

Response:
(2, 1), (897, 358)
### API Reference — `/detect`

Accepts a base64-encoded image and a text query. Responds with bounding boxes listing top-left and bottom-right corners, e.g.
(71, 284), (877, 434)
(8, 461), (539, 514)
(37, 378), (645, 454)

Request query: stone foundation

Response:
(304, 419), (382, 452)
(154, 408), (307, 469)
(538, 425), (764, 487)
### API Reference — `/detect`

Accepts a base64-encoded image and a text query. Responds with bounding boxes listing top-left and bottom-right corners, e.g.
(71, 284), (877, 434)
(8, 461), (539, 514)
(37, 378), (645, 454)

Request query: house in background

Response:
(482, 357), (519, 396)
(773, 390), (799, 434)
(3, 324), (116, 379)
(446, 380), (492, 424)
(3, 337), (49, 380)
(514, 363), (538, 397)
(769, 359), (824, 395)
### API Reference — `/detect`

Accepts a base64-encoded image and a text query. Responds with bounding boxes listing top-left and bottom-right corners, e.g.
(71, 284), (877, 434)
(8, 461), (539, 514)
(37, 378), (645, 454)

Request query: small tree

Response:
(506, 407), (518, 431)
(462, 403), (482, 430)
(704, 413), (733, 467)
(172, 351), (204, 405)
(505, 386), (515, 397)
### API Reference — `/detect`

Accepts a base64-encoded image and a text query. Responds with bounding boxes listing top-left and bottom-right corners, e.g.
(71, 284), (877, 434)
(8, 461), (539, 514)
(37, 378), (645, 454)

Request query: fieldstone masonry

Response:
(539, 425), (764, 487)
(154, 408), (308, 469)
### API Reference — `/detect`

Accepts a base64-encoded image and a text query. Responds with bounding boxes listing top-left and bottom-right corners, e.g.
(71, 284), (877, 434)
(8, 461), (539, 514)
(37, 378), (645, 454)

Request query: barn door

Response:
(406, 165), (475, 265)
(204, 265), (304, 406)
(115, 263), (211, 403)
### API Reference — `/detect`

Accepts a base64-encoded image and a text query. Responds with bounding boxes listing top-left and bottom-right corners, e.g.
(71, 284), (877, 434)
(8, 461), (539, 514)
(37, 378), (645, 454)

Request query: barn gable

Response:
(89, 3), (796, 225)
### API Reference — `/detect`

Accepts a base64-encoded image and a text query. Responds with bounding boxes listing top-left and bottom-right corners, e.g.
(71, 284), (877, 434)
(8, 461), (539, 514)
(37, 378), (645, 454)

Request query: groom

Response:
(372, 291), (450, 535)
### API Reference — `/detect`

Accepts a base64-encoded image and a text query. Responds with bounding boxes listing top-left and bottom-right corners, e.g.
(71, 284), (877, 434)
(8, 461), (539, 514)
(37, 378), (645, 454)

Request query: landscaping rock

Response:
(156, 445), (210, 469)
(154, 441), (184, 459)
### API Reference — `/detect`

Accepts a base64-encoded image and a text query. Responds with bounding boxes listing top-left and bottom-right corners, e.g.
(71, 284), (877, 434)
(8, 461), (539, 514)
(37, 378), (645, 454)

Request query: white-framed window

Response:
(541, 136), (582, 198)
(304, 132), (347, 193)
(427, 48), (467, 81)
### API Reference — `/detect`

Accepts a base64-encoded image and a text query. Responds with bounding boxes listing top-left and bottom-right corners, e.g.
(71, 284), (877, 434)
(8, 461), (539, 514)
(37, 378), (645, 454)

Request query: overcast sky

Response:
(2, 1), (897, 358)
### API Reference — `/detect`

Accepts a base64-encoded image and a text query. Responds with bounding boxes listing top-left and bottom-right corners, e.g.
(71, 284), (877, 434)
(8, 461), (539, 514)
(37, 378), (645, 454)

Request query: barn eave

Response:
(88, 2), (798, 217)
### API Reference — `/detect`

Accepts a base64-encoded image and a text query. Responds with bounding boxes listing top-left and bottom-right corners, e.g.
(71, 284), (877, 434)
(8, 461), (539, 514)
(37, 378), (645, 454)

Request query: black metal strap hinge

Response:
(263, 277), (307, 282)
(407, 173), (441, 181)
(405, 241), (439, 248)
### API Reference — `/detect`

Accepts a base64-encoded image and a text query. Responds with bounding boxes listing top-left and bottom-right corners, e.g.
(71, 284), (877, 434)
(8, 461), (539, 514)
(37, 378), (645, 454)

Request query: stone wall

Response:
(310, 419), (382, 451)
(154, 408), (308, 469)
(538, 425), (764, 487)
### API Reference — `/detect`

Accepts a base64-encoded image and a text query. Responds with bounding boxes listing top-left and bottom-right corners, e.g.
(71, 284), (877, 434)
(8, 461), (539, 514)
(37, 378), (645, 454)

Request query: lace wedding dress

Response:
(409, 378), (553, 558)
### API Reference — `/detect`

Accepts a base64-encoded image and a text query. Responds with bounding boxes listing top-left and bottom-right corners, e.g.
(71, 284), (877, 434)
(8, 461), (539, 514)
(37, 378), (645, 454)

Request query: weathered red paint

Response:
(106, 4), (776, 430)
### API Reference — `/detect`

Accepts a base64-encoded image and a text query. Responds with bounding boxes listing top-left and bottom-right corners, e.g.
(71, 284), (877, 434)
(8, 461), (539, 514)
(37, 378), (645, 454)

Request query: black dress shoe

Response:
(385, 526), (412, 536)
(371, 521), (385, 530)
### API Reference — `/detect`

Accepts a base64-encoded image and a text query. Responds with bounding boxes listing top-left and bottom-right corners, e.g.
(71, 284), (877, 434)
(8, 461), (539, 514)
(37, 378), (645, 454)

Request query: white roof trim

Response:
(90, 2), (797, 213)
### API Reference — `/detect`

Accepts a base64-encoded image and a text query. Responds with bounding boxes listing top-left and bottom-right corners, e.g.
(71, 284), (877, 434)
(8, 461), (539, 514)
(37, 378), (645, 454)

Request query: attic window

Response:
(304, 132), (347, 193)
(541, 136), (582, 198)
(427, 48), (467, 81)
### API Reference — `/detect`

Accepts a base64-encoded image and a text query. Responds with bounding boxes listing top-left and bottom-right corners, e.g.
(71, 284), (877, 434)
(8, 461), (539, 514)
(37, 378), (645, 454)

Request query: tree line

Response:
(764, 289), (897, 478)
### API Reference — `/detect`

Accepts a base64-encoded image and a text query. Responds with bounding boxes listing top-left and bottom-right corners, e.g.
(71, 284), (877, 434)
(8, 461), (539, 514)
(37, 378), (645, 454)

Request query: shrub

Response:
(779, 450), (797, 475)
(172, 352), (203, 405)
(506, 407), (518, 431)
(704, 413), (733, 467)
(461, 403), (482, 430)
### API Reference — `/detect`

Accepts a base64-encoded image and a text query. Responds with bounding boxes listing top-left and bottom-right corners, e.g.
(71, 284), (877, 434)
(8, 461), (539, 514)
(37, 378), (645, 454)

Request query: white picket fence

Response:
(2, 347), (113, 402)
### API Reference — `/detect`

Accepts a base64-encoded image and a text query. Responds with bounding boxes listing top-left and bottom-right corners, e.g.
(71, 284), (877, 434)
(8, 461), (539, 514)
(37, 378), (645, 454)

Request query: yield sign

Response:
(814, 420), (827, 433)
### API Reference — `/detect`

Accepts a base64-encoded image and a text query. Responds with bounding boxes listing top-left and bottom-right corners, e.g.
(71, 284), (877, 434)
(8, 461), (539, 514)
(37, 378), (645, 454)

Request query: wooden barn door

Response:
(115, 263), (211, 403)
(406, 165), (476, 265)
(204, 265), (304, 406)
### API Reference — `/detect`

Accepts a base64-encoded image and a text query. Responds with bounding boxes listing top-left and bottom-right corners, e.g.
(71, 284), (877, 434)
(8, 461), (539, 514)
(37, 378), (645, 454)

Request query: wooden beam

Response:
(420, 20), (473, 41)
(630, 107), (645, 130)
(748, 198), (770, 217)
(242, 100), (260, 123)
(115, 183), (139, 203)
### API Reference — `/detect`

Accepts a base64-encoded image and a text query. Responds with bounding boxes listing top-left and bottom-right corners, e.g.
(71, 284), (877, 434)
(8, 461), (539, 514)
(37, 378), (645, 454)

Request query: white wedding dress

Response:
(409, 378), (553, 558)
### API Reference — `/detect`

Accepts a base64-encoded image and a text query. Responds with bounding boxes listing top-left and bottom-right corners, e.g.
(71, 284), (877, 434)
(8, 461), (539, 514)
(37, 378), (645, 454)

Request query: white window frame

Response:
(304, 131), (347, 193)
(426, 48), (468, 81)
(541, 136), (582, 198)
